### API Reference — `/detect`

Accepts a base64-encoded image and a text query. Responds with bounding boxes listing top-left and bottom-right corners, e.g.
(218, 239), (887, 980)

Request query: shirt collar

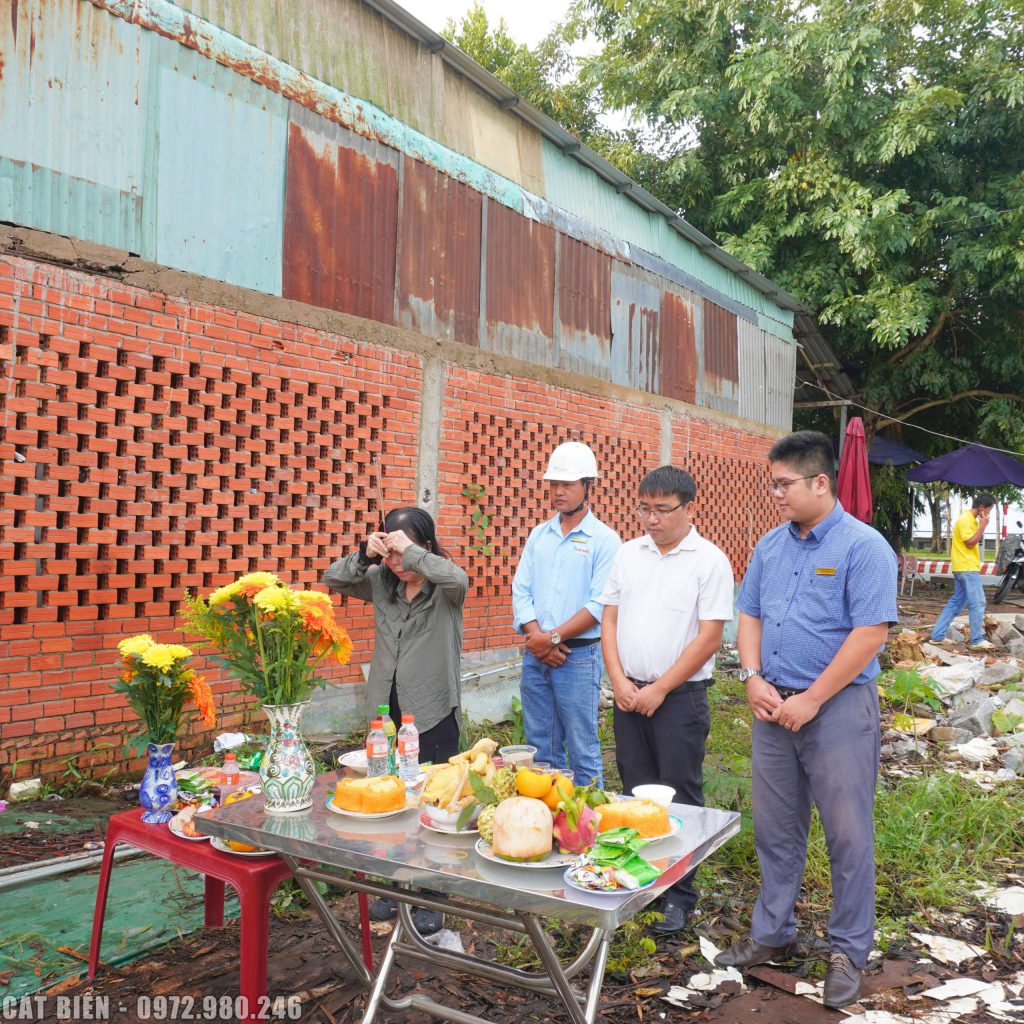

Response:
(543, 510), (597, 537)
(638, 524), (701, 555)
(788, 500), (845, 543)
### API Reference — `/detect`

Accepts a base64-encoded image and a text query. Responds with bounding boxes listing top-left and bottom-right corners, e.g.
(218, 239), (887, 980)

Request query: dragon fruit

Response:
(552, 791), (602, 854)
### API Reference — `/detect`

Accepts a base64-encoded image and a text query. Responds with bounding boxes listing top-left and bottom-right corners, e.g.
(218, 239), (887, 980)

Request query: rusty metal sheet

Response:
(738, 317), (766, 424)
(483, 200), (555, 363)
(703, 299), (739, 414)
(660, 287), (700, 405)
(764, 331), (796, 430)
(282, 108), (398, 324)
(555, 234), (611, 379)
(610, 261), (661, 394)
(397, 156), (482, 345)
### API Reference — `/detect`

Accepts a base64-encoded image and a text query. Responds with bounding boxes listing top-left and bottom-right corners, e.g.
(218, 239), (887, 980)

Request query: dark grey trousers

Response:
(750, 681), (880, 967)
(613, 684), (711, 912)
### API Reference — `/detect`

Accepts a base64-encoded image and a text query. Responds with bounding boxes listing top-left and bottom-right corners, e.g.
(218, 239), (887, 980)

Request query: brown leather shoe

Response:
(823, 951), (862, 1008)
(714, 936), (795, 969)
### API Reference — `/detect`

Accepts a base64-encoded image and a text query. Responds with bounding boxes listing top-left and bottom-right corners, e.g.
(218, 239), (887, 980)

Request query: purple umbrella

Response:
(907, 443), (1024, 487)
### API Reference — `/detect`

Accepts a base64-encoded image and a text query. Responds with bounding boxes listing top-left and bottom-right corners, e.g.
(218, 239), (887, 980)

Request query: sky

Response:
(397, 0), (575, 47)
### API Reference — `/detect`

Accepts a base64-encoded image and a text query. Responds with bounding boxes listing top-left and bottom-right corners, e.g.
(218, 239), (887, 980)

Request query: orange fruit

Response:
(224, 839), (259, 853)
(543, 774), (574, 810)
(516, 767), (554, 799)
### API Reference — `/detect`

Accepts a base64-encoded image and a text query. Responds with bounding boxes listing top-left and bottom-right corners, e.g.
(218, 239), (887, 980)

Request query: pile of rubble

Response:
(882, 617), (1024, 783)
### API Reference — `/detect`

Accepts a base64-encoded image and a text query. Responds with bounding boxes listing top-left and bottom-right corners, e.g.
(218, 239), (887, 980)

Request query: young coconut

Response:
(490, 796), (553, 861)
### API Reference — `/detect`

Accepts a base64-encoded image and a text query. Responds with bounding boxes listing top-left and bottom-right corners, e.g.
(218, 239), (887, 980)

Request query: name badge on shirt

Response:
(570, 535), (590, 556)
(815, 567), (837, 576)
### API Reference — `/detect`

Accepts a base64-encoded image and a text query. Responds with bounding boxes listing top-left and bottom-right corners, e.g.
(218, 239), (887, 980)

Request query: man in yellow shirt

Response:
(929, 493), (997, 650)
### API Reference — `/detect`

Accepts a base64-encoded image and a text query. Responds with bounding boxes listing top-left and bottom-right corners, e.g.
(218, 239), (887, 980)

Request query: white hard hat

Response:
(543, 442), (599, 481)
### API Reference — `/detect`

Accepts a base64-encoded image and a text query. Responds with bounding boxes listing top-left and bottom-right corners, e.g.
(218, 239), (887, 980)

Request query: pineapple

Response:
(478, 804), (497, 844)
(491, 766), (518, 801)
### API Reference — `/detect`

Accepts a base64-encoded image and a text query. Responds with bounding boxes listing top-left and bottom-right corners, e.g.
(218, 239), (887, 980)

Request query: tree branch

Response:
(876, 390), (1024, 427)
(885, 290), (954, 367)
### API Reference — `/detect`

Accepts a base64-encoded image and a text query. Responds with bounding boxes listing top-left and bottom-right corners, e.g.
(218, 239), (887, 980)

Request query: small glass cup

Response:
(498, 744), (537, 768)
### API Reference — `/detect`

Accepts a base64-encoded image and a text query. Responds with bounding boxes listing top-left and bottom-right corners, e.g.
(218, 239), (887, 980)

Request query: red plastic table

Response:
(88, 808), (297, 1022)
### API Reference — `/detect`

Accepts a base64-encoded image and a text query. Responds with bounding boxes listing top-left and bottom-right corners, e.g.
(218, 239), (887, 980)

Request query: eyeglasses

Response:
(634, 503), (684, 519)
(767, 474), (819, 496)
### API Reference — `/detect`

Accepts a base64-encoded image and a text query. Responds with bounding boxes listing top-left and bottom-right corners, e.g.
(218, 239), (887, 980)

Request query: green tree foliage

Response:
(583, 0), (1024, 449)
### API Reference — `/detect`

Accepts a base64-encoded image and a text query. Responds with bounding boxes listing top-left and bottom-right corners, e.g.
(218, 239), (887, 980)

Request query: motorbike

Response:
(994, 522), (1024, 604)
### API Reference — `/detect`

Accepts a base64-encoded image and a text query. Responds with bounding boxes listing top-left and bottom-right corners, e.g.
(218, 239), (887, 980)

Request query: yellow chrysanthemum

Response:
(141, 644), (177, 672)
(118, 634), (154, 657)
(165, 644), (193, 661)
(209, 581), (242, 606)
(253, 585), (300, 614)
(235, 572), (281, 598)
(296, 591), (332, 613)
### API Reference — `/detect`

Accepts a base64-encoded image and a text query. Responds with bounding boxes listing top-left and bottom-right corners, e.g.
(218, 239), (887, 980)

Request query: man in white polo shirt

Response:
(601, 466), (734, 934)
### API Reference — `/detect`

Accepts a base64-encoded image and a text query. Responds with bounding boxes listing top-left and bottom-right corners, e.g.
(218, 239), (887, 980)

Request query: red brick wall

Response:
(0, 254), (783, 781)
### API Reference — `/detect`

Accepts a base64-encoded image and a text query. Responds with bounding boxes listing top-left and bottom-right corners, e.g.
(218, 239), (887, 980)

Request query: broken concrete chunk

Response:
(1008, 638), (1024, 658)
(950, 696), (999, 737)
(8, 778), (42, 803)
(930, 726), (970, 743)
(920, 662), (983, 698)
(1001, 696), (1024, 720)
(954, 737), (999, 762)
(995, 623), (1023, 644)
(980, 661), (1021, 686)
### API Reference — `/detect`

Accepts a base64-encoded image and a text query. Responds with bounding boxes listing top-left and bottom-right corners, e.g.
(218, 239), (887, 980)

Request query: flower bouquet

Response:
(181, 572), (352, 812)
(114, 635), (216, 823)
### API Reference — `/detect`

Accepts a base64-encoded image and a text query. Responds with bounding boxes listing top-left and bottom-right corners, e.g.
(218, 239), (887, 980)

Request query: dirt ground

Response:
(6, 581), (1024, 1022)
(30, 895), (1016, 1024)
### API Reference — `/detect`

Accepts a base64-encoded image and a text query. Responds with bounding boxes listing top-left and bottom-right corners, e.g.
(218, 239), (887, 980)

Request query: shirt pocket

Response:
(804, 570), (846, 624)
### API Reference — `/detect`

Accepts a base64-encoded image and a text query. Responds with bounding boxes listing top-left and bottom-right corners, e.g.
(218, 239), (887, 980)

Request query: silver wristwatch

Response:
(738, 667), (763, 683)
(549, 631), (561, 645)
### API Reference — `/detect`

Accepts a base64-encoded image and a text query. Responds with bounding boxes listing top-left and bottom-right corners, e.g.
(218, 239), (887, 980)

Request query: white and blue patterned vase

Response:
(259, 702), (315, 814)
(140, 741), (177, 823)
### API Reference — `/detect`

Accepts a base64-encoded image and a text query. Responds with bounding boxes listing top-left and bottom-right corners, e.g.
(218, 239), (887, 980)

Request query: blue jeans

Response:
(930, 571), (986, 644)
(519, 645), (604, 788)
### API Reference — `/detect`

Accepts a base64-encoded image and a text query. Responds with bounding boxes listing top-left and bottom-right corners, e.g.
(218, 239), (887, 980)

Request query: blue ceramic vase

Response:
(140, 741), (177, 823)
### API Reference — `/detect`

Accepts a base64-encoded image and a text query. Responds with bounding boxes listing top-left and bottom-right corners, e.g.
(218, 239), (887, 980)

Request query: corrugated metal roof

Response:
(765, 332), (797, 430)
(397, 155), (482, 345)
(151, 38), (287, 292)
(0, 0), (148, 251)
(282, 106), (399, 322)
(738, 318), (766, 425)
(703, 301), (739, 415)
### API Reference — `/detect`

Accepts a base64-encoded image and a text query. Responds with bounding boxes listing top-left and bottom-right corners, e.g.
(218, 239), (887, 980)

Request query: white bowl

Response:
(631, 784), (676, 808)
(424, 803), (479, 828)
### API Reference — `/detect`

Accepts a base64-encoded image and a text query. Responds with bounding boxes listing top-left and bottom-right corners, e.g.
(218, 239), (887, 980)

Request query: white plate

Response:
(210, 836), (277, 857)
(563, 866), (656, 896)
(338, 750), (368, 773)
(474, 839), (577, 870)
(325, 795), (418, 819)
(418, 810), (478, 836)
(169, 824), (209, 842)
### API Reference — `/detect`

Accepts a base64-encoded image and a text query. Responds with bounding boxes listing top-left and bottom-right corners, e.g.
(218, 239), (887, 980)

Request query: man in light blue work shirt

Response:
(512, 442), (621, 787)
(716, 431), (897, 1010)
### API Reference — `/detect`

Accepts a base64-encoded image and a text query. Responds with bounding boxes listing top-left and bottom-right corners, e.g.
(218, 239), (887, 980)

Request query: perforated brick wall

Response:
(0, 254), (786, 781)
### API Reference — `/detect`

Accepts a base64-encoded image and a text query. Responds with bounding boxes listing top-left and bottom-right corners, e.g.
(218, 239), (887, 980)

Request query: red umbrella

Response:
(837, 417), (873, 523)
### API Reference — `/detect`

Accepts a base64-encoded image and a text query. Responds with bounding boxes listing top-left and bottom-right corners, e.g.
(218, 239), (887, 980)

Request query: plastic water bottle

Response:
(221, 752), (240, 799)
(366, 719), (389, 777)
(397, 715), (420, 784)
(377, 704), (397, 775)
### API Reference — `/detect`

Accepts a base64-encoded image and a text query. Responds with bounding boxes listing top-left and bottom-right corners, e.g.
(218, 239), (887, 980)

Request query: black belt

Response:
(564, 637), (601, 648)
(628, 676), (713, 691)
(769, 683), (807, 699)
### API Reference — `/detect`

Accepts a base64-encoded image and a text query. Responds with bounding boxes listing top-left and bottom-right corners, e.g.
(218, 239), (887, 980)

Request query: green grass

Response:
(698, 678), (1024, 946)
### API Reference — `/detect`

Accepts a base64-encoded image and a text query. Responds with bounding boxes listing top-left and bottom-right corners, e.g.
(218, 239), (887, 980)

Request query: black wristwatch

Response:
(738, 668), (763, 683)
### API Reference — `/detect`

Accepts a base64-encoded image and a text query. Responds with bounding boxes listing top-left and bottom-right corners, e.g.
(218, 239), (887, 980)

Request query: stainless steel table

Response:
(199, 776), (739, 1024)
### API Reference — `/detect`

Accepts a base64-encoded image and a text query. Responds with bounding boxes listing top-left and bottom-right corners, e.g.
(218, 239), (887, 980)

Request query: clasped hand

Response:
(524, 629), (570, 667)
(366, 530), (413, 561)
(746, 679), (820, 731)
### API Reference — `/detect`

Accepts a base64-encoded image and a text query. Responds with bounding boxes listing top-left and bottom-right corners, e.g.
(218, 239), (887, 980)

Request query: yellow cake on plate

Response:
(597, 798), (670, 839)
(333, 775), (406, 814)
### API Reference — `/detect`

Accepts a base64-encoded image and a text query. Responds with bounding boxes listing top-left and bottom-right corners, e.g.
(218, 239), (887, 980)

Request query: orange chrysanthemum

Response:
(188, 674), (217, 729)
(121, 668), (134, 683)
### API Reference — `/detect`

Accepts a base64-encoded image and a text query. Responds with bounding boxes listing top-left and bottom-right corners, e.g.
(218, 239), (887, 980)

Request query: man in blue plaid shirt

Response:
(716, 431), (897, 1009)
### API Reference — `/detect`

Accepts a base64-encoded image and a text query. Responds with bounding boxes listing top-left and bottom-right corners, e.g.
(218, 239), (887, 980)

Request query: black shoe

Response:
(650, 898), (692, 934)
(714, 936), (795, 969)
(369, 897), (397, 922)
(411, 908), (444, 936)
(823, 951), (862, 1008)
